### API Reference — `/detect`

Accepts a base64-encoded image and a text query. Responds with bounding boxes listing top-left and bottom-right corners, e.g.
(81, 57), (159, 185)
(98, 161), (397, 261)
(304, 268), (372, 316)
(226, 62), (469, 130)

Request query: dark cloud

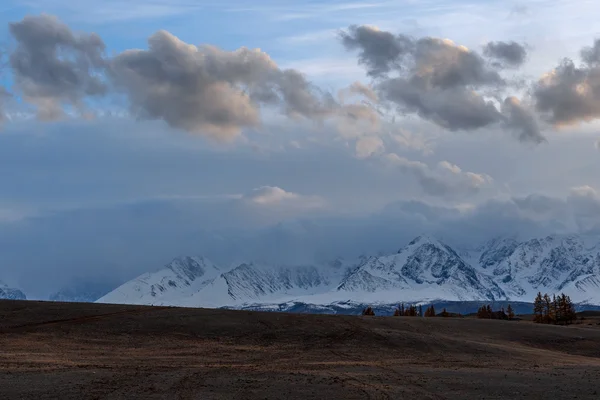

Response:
(483, 41), (527, 67)
(9, 14), (107, 120)
(341, 25), (515, 133)
(0, 87), (10, 124)
(501, 96), (545, 143)
(340, 25), (412, 77)
(379, 78), (502, 130)
(4, 16), (373, 138)
(109, 30), (356, 139)
(533, 58), (600, 126)
(414, 37), (503, 88)
(581, 39), (600, 65)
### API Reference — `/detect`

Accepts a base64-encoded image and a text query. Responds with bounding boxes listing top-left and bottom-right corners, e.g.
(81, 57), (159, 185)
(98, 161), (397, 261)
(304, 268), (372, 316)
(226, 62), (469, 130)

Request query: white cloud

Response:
(438, 160), (462, 174)
(244, 186), (300, 205)
(384, 153), (493, 197)
(243, 186), (325, 209)
(570, 185), (597, 198)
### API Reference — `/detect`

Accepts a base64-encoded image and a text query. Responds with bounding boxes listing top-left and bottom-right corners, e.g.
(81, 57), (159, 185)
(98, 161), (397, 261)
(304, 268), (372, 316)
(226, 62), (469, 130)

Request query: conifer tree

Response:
(543, 294), (553, 324)
(393, 308), (401, 317)
(362, 306), (375, 316)
(507, 304), (515, 320)
(533, 292), (544, 323)
(564, 294), (577, 324)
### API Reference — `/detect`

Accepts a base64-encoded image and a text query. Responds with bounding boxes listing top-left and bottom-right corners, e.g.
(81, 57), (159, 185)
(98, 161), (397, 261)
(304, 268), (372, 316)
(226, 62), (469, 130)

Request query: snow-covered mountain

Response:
(0, 281), (27, 300)
(98, 234), (600, 308)
(49, 281), (115, 303)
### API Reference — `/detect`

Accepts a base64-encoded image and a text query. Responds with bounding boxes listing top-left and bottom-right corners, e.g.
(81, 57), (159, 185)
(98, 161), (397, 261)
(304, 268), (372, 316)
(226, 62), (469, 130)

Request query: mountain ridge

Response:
(97, 233), (600, 308)
(0, 281), (27, 300)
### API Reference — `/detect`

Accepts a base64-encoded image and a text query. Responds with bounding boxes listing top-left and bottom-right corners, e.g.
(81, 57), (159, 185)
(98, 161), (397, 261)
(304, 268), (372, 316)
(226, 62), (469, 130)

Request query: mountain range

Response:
(97, 234), (600, 308)
(0, 281), (27, 300)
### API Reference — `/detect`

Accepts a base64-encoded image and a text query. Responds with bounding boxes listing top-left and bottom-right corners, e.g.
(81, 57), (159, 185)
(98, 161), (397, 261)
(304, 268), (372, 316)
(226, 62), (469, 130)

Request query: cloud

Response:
(355, 136), (384, 158)
(5, 15), (377, 140)
(533, 40), (600, 127)
(338, 81), (378, 103)
(0, 87), (10, 124)
(501, 96), (545, 143)
(567, 186), (600, 232)
(340, 25), (522, 133)
(581, 39), (600, 65)
(483, 41), (527, 67)
(9, 14), (107, 120)
(379, 79), (502, 130)
(595, 138), (600, 150)
(109, 28), (349, 139)
(243, 186), (325, 209)
(340, 25), (412, 77)
(384, 153), (492, 197)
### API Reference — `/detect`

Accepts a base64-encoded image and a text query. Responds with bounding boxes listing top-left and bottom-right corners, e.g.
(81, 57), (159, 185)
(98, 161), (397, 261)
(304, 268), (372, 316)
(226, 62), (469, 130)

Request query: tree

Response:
(393, 308), (401, 317)
(424, 305), (436, 317)
(419, 304), (423, 317)
(362, 306), (375, 316)
(506, 304), (515, 320)
(543, 294), (553, 324)
(405, 305), (418, 317)
(440, 308), (449, 318)
(533, 292), (544, 323)
(564, 294), (577, 324)
(533, 292), (577, 325)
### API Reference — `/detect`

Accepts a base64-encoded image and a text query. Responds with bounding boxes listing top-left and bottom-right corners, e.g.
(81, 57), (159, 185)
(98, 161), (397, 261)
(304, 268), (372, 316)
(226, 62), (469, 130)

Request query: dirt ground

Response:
(1, 300), (600, 399)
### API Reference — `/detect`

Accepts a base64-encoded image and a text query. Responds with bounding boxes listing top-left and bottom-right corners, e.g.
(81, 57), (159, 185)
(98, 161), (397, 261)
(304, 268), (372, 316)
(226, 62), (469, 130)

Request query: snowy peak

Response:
(338, 236), (503, 302)
(97, 256), (221, 305)
(50, 281), (115, 303)
(478, 237), (519, 269)
(220, 263), (334, 301)
(97, 233), (600, 309)
(0, 281), (26, 300)
(398, 235), (468, 281)
(166, 256), (220, 285)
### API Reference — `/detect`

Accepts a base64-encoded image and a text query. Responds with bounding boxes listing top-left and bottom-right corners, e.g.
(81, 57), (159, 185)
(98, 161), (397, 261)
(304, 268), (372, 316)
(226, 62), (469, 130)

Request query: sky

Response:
(0, 0), (600, 297)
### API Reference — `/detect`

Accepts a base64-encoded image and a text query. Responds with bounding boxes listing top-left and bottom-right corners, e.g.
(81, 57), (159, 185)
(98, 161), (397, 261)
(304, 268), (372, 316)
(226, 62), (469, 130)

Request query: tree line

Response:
(533, 292), (577, 325)
(476, 304), (515, 320)
(362, 304), (449, 317)
(361, 292), (578, 323)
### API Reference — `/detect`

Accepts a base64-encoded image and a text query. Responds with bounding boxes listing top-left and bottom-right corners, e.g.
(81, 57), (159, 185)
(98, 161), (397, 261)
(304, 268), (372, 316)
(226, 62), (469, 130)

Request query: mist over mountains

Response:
(87, 233), (600, 311)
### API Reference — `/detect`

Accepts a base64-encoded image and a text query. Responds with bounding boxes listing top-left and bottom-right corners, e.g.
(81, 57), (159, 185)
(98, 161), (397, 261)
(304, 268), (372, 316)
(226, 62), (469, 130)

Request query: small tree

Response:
(393, 308), (401, 316)
(440, 308), (449, 318)
(507, 304), (515, 320)
(424, 305), (436, 317)
(362, 306), (375, 316)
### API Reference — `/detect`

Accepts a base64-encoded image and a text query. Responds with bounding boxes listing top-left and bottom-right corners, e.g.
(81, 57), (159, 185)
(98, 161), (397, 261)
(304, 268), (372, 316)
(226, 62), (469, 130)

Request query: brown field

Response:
(1, 300), (600, 399)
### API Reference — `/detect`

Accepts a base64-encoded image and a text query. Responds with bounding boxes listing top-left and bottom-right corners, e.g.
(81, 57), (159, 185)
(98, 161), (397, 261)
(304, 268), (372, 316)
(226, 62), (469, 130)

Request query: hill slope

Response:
(2, 300), (600, 399)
